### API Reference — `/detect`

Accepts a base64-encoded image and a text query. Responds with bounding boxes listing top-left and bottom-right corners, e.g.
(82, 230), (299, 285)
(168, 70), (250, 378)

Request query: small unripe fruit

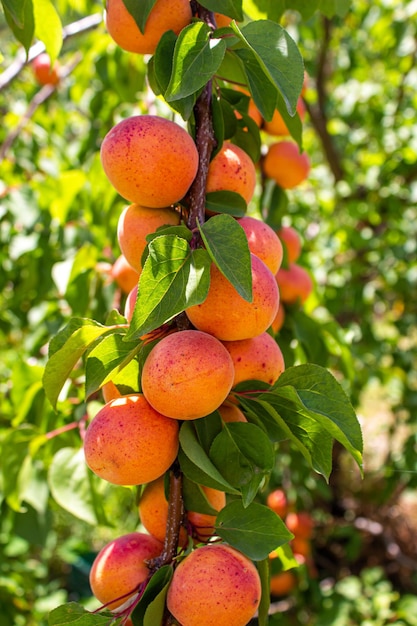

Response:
(167, 544), (261, 626)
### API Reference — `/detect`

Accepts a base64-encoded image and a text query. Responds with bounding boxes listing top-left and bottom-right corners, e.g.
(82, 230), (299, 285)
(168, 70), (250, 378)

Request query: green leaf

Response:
(232, 113), (261, 163)
(1, 426), (39, 511)
(231, 20), (304, 114)
(257, 558), (271, 626)
(199, 0), (243, 21)
(85, 331), (141, 398)
(216, 500), (293, 560)
(205, 190), (247, 217)
(48, 602), (115, 625)
(126, 236), (211, 340)
(286, 0), (321, 20)
(216, 48), (247, 84)
(236, 47), (278, 121)
(319, 0), (350, 18)
(121, 0), (157, 34)
(33, 0), (63, 62)
(131, 566), (173, 626)
(272, 364), (363, 471)
(182, 476), (219, 515)
(3, 0), (34, 53)
(48, 448), (112, 525)
(43, 320), (112, 408)
(210, 423), (275, 506)
(179, 422), (239, 494)
(165, 21), (226, 101)
(199, 214), (252, 301)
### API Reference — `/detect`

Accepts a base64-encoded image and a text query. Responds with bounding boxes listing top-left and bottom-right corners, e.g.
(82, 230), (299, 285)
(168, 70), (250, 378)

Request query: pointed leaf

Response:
(165, 21), (226, 101)
(231, 20), (304, 114)
(199, 214), (252, 301)
(199, 0), (243, 21)
(33, 0), (63, 62)
(48, 603), (115, 625)
(126, 236), (211, 340)
(257, 558), (271, 626)
(121, 0), (157, 34)
(205, 191), (247, 217)
(131, 566), (173, 626)
(216, 500), (293, 560)
(3, 0), (34, 53)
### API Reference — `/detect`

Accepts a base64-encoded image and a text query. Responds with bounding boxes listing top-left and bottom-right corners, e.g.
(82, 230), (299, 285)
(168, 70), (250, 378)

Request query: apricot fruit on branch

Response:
(167, 543), (261, 626)
(262, 141), (310, 189)
(84, 394), (179, 485)
(100, 115), (199, 207)
(206, 141), (257, 204)
(141, 330), (235, 420)
(238, 215), (283, 274)
(222, 331), (285, 387)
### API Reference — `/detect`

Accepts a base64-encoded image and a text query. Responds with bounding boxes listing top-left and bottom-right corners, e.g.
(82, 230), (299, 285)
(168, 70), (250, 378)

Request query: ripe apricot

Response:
(286, 512), (314, 540)
(84, 394), (179, 485)
(262, 141), (310, 190)
(105, 0), (192, 55)
(206, 141), (257, 204)
(276, 225), (302, 264)
(263, 98), (305, 137)
(139, 476), (188, 545)
(266, 488), (288, 518)
(110, 254), (140, 294)
(32, 53), (60, 86)
(100, 115), (199, 207)
(270, 301), (285, 334)
(167, 544), (261, 626)
(117, 203), (180, 273)
(275, 263), (313, 305)
(237, 215), (283, 274)
(89, 532), (163, 610)
(141, 330), (235, 420)
(223, 332), (285, 387)
(214, 12), (233, 28)
(218, 402), (247, 423)
(269, 570), (297, 596)
(188, 485), (226, 541)
(186, 254), (279, 341)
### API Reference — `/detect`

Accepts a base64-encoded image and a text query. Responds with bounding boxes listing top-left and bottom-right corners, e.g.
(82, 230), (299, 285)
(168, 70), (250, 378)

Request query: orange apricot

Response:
(141, 330), (235, 420)
(206, 141), (257, 204)
(270, 301), (285, 334)
(138, 476), (188, 545)
(276, 225), (302, 264)
(186, 254), (279, 341)
(275, 263), (313, 305)
(32, 53), (60, 86)
(117, 203), (180, 273)
(269, 570), (297, 597)
(100, 115), (199, 207)
(237, 215), (283, 274)
(262, 141), (310, 189)
(222, 331), (285, 387)
(187, 486), (226, 541)
(110, 254), (140, 294)
(105, 0), (192, 55)
(214, 12), (233, 28)
(263, 98), (305, 137)
(286, 511), (314, 540)
(167, 544), (261, 626)
(89, 532), (163, 610)
(266, 488), (288, 518)
(84, 394), (179, 485)
(218, 402), (247, 423)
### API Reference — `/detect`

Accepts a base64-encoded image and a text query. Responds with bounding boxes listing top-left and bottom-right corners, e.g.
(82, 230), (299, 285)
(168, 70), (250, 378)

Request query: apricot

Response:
(262, 141), (310, 190)
(276, 225), (302, 264)
(266, 488), (288, 518)
(218, 402), (247, 423)
(139, 476), (188, 545)
(100, 115), (199, 207)
(110, 254), (140, 294)
(269, 570), (297, 597)
(89, 532), (163, 610)
(214, 12), (233, 28)
(32, 53), (60, 86)
(270, 301), (285, 334)
(206, 141), (257, 204)
(275, 263), (313, 305)
(186, 254), (279, 341)
(105, 0), (192, 55)
(188, 485), (226, 541)
(84, 394), (179, 485)
(117, 203), (180, 273)
(286, 512), (314, 540)
(167, 544), (261, 626)
(263, 98), (305, 137)
(222, 332), (285, 387)
(237, 215), (283, 274)
(141, 330), (235, 420)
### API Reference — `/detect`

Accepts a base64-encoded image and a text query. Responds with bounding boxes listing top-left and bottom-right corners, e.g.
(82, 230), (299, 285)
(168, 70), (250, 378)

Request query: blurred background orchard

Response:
(1, 0), (417, 624)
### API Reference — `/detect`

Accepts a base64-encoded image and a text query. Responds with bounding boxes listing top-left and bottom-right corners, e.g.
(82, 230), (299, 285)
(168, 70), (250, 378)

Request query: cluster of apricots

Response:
(82, 3), (314, 625)
(267, 489), (316, 596)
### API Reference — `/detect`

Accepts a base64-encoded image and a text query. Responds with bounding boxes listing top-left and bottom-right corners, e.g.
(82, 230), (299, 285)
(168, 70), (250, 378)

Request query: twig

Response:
(0, 12), (103, 92)
(0, 53), (82, 162)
